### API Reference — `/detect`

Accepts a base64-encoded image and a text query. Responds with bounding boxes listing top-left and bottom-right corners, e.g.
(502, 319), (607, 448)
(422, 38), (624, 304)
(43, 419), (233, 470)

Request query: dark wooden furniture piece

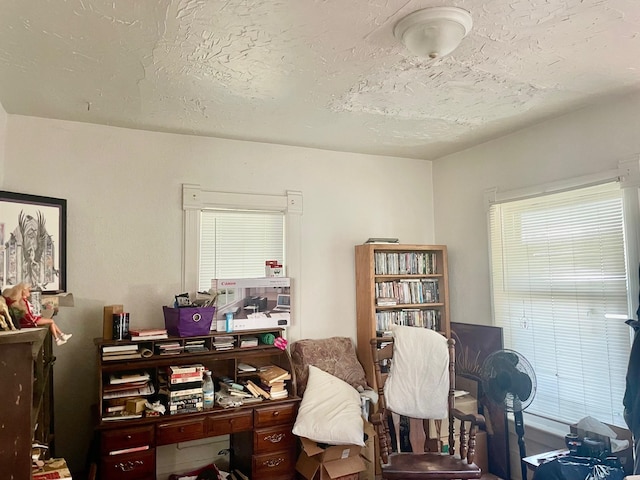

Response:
(94, 328), (300, 480)
(0, 327), (55, 479)
(370, 337), (484, 479)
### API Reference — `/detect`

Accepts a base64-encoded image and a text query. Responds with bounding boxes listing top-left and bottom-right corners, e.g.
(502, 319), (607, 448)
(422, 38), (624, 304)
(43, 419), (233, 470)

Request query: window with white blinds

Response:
(198, 210), (285, 291)
(489, 181), (631, 427)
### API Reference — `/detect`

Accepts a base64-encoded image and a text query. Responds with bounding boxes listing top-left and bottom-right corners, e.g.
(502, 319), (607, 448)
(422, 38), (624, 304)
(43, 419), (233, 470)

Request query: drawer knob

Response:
(116, 460), (143, 472)
(264, 457), (284, 468)
(179, 427), (185, 433)
(264, 433), (285, 443)
(126, 435), (132, 440)
(272, 411), (280, 417)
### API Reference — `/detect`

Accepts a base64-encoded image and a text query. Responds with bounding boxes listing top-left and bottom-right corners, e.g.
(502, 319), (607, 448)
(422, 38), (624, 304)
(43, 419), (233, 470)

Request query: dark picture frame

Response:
(451, 322), (510, 480)
(0, 191), (66, 293)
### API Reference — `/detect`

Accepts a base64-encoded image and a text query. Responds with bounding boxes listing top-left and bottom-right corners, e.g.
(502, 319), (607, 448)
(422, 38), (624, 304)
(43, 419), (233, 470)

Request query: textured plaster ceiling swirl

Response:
(0, 0), (639, 160)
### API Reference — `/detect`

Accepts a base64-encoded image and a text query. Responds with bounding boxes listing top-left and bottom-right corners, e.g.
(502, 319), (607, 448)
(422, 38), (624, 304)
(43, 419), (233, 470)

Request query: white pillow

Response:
(292, 365), (365, 446)
(384, 324), (449, 419)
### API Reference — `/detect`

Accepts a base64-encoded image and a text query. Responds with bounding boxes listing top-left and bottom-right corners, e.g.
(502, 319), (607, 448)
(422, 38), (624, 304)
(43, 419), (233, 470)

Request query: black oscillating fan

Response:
(482, 350), (537, 480)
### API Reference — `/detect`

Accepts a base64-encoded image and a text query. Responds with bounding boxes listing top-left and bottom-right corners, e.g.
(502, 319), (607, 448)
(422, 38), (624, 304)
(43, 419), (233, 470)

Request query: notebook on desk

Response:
(272, 294), (290, 312)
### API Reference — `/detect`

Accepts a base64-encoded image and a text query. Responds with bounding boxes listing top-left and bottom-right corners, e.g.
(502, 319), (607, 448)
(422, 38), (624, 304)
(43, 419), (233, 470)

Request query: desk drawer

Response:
(254, 403), (297, 428)
(156, 418), (205, 445)
(101, 426), (154, 454)
(254, 425), (296, 453)
(101, 449), (155, 480)
(206, 410), (253, 436)
(252, 447), (296, 478)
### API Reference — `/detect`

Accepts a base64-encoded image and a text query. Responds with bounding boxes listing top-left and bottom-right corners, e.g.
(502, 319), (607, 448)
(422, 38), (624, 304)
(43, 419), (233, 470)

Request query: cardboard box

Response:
(359, 422), (376, 480)
(474, 430), (488, 473)
(296, 437), (366, 480)
(103, 304), (123, 340)
(430, 393), (478, 442)
(212, 277), (291, 331)
(126, 397), (147, 413)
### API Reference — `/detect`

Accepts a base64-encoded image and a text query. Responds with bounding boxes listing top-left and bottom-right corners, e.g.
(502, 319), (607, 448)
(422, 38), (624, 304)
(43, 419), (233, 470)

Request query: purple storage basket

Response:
(163, 306), (216, 337)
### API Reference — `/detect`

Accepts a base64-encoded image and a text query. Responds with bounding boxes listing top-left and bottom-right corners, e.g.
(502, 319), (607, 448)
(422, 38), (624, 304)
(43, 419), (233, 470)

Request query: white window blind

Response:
(489, 181), (630, 427)
(198, 210), (285, 290)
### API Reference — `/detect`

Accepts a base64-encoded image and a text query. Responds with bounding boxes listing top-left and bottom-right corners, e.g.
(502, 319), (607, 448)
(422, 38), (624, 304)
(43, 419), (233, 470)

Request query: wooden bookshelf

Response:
(355, 243), (450, 385)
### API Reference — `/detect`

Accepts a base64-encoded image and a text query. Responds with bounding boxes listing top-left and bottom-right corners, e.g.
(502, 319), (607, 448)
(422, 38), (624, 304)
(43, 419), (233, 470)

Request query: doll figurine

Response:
(3, 282), (72, 346)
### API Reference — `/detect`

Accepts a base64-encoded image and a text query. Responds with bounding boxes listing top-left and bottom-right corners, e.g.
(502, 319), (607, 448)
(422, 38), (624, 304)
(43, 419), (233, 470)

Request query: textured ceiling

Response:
(0, 0), (639, 160)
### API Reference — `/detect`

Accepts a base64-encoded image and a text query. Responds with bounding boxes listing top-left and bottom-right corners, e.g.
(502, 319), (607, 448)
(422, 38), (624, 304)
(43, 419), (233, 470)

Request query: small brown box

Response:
(126, 397), (146, 414)
(103, 305), (123, 340)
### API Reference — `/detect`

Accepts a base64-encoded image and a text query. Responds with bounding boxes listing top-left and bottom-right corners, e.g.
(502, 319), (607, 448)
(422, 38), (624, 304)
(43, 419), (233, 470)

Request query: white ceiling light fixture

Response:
(394, 6), (472, 59)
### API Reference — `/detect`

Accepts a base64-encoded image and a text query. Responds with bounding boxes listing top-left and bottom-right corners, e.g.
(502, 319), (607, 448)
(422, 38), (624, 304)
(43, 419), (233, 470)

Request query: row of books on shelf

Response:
(101, 335), (266, 361)
(374, 251), (438, 275)
(375, 309), (441, 331)
(375, 279), (439, 304)
(101, 363), (292, 421)
(102, 369), (156, 421)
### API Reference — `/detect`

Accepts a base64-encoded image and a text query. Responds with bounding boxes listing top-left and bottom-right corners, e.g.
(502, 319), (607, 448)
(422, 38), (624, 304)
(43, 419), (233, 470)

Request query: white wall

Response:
(433, 90), (640, 328)
(3, 114), (435, 472)
(432, 90), (640, 477)
(0, 101), (6, 183)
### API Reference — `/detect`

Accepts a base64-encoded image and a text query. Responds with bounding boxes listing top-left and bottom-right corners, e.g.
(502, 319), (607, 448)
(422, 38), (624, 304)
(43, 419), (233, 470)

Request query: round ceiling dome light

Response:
(394, 6), (473, 59)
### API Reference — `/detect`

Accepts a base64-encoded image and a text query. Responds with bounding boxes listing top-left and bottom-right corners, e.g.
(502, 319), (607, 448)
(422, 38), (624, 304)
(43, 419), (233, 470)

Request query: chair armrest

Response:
(451, 408), (485, 428)
(451, 408), (486, 464)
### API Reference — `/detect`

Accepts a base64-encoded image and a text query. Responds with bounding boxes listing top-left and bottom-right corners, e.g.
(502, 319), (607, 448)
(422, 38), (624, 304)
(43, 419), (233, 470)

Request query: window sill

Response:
(507, 412), (568, 446)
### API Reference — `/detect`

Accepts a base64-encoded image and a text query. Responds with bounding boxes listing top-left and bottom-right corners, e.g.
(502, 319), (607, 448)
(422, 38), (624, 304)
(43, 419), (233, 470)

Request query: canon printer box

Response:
(212, 277), (291, 331)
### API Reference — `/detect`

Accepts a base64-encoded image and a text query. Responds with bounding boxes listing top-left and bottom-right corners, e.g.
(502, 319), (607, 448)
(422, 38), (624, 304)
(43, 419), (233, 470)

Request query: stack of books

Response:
(185, 339), (208, 353)
(238, 362), (257, 373)
(129, 328), (168, 341)
(159, 365), (204, 415)
(213, 335), (235, 351)
(156, 341), (183, 356)
(101, 370), (154, 421)
(102, 344), (141, 361)
(256, 365), (291, 400)
(218, 377), (253, 399)
(239, 336), (258, 348)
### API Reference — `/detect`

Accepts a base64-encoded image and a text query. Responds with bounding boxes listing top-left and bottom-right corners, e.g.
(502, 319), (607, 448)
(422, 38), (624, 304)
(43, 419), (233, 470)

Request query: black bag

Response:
(533, 455), (624, 480)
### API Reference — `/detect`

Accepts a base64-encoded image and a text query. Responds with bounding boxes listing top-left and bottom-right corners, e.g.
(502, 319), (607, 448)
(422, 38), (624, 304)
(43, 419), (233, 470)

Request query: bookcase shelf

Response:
(355, 243), (451, 386)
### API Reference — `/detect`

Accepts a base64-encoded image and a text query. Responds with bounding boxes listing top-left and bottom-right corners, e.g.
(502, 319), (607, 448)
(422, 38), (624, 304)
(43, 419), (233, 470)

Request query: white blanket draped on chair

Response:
(384, 324), (449, 419)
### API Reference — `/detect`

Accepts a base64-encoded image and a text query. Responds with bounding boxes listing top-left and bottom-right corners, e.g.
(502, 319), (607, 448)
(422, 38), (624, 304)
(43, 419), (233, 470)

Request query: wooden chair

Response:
(370, 336), (485, 479)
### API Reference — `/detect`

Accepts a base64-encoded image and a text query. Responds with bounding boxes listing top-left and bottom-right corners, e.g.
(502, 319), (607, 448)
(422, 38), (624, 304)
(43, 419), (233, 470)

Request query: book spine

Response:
(169, 365), (204, 375)
(102, 345), (139, 353)
(169, 372), (203, 382)
(129, 330), (167, 336)
(161, 387), (203, 397)
(169, 406), (203, 415)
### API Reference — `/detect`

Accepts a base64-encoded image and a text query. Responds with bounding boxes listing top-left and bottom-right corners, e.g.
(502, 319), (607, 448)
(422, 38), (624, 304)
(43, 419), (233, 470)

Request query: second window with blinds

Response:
(488, 181), (631, 428)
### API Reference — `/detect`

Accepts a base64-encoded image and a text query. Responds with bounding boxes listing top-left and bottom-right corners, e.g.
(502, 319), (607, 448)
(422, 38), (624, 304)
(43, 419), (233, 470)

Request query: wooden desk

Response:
(97, 398), (300, 480)
(94, 330), (300, 480)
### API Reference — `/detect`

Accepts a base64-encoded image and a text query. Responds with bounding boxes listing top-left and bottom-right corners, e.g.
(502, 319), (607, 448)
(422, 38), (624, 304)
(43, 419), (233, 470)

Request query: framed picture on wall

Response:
(0, 191), (67, 293)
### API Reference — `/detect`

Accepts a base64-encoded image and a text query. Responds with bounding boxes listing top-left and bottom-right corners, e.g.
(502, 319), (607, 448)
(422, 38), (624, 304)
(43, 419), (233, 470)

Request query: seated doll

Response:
(3, 282), (72, 346)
